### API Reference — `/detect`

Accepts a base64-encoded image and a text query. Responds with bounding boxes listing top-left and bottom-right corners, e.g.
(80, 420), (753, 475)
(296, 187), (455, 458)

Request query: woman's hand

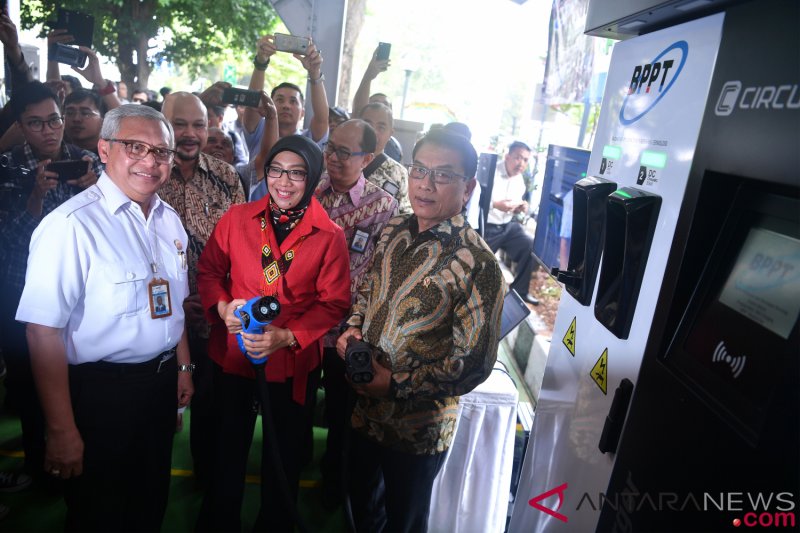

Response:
(218, 299), (248, 334)
(241, 326), (294, 361)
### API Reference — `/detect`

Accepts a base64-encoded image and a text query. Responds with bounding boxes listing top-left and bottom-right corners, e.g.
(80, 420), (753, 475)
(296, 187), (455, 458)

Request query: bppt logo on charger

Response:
(619, 41), (688, 126)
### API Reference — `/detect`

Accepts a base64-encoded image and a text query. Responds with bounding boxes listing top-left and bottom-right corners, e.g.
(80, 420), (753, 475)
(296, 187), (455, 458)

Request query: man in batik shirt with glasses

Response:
(337, 127), (504, 533)
(0, 80), (102, 483)
(160, 91), (245, 484)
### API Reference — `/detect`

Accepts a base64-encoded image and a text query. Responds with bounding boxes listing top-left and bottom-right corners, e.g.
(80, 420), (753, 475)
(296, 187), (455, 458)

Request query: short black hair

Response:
(508, 140), (531, 154)
(358, 102), (393, 127)
(271, 82), (304, 104)
(208, 105), (225, 119)
(61, 75), (81, 93)
(11, 81), (59, 122)
(412, 127), (478, 179)
(64, 89), (107, 116)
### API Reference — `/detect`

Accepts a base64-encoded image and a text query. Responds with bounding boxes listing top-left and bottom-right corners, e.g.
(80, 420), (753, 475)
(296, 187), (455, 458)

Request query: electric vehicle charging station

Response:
(509, 1), (798, 531)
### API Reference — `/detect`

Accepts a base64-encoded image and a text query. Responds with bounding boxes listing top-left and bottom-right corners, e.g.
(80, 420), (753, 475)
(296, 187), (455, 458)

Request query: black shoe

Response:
(522, 293), (540, 306)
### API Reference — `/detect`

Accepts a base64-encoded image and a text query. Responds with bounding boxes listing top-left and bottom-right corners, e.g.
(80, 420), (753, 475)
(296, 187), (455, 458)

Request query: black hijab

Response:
(263, 135), (324, 243)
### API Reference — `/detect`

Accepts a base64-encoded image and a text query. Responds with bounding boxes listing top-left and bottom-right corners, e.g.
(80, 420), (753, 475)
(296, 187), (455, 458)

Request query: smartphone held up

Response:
(274, 33), (310, 55)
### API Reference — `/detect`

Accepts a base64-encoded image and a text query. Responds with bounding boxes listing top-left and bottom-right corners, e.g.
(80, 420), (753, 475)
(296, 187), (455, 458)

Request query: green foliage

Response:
(21, 0), (278, 86)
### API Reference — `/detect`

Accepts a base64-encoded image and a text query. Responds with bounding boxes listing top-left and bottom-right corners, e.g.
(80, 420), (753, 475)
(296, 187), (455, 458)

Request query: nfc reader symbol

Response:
(715, 81), (742, 116)
(712, 340), (746, 379)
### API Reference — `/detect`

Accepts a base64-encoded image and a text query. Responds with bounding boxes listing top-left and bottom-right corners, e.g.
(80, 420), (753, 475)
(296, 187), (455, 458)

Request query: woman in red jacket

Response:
(196, 135), (351, 532)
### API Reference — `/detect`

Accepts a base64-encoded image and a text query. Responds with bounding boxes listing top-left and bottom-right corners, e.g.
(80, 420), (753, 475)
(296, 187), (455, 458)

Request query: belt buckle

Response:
(156, 351), (171, 373)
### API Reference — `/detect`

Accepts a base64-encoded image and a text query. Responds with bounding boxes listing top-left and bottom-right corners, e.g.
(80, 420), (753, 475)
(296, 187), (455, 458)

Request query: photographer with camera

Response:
(336, 127), (504, 533)
(195, 135), (350, 532)
(16, 104), (194, 530)
(0, 81), (102, 484)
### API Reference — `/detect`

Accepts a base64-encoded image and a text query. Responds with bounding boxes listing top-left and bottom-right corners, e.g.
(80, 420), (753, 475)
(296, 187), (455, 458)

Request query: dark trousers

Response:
(188, 332), (213, 483)
(320, 347), (355, 499)
(196, 363), (320, 532)
(349, 431), (446, 533)
(0, 284), (46, 478)
(64, 356), (177, 531)
(484, 221), (535, 296)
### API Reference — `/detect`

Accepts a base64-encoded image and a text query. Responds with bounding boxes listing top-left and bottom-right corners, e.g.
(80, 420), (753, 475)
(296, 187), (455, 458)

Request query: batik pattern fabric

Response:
(316, 174), (398, 347)
(363, 156), (412, 215)
(346, 213), (504, 455)
(159, 152), (245, 294)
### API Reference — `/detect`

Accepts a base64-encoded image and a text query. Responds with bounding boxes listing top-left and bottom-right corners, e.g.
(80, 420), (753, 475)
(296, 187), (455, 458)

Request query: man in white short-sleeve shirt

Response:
(15, 104), (194, 531)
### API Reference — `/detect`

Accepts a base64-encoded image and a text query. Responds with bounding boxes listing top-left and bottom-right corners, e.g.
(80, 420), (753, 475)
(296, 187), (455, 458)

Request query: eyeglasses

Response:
(65, 109), (101, 119)
(407, 164), (468, 185)
(25, 116), (64, 132)
(323, 142), (368, 161)
(266, 165), (307, 182)
(105, 138), (177, 164)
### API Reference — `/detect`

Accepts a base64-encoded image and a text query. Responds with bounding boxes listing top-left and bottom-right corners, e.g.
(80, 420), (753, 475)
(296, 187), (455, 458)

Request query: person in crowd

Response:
(315, 119), (398, 506)
(240, 35), (329, 156)
(352, 45), (403, 163)
(485, 140), (539, 305)
(160, 86), (172, 101)
(117, 81), (130, 103)
(204, 100), (248, 166)
(337, 127), (504, 532)
(63, 89), (104, 155)
(132, 88), (150, 104)
(200, 85), (279, 201)
(0, 10), (34, 147)
(195, 135), (350, 531)
(16, 104), (194, 530)
(359, 102), (412, 213)
(160, 92), (246, 483)
(328, 105), (349, 136)
(0, 81), (103, 483)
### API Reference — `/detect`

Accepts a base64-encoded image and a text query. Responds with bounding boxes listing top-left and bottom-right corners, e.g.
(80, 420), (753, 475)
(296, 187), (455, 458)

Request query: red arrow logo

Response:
(528, 483), (569, 523)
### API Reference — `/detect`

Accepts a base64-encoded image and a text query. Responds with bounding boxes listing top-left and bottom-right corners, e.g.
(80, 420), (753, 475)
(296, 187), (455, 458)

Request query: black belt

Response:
(75, 347), (177, 376)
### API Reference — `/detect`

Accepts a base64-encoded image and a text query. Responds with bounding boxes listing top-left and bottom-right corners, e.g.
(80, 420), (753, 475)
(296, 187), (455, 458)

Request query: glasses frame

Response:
(323, 142), (369, 162)
(105, 138), (177, 164)
(25, 116), (65, 132)
(265, 165), (308, 182)
(406, 164), (468, 186)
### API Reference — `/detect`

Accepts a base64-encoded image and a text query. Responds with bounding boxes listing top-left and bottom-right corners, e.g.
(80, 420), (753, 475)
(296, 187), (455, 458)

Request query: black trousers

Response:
(320, 347), (355, 499)
(349, 431), (446, 533)
(196, 363), (320, 532)
(0, 283), (46, 478)
(64, 356), (177, 532)
(484, 221), (535, 296)
(188, 332), (213, 483)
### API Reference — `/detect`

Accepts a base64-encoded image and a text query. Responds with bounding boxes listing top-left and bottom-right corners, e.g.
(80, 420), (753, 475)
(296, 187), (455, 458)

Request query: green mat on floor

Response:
(0, 405), (346, 532)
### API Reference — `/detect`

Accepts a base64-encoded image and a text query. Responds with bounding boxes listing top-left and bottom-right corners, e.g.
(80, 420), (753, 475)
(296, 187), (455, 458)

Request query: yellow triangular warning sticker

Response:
(562, 316), (576, 356)
(591, 348), (608, 395)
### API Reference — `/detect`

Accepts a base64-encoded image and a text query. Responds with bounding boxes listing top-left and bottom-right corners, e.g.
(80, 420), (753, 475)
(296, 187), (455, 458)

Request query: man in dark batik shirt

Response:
(338, 127), (504, 533)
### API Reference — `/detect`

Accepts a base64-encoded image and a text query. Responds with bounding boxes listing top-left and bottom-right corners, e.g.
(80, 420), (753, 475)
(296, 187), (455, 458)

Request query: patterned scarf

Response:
(268, 196), (307, 244)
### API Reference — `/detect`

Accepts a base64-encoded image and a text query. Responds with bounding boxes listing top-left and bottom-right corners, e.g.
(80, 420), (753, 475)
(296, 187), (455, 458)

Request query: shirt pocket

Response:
(102, 262), (150, 317)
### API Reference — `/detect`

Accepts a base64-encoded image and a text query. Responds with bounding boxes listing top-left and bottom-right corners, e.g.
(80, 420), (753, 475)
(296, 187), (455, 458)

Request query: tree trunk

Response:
(116, 0), (156, 90)
(337, 0), (366, 111)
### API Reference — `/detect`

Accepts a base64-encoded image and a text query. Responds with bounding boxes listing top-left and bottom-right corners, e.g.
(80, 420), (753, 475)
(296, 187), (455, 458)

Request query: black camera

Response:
(345, 337), (374, 384)
(0, 155), (31, 222)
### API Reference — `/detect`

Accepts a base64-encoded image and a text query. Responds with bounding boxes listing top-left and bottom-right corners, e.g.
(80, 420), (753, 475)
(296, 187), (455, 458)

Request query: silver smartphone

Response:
(274, 33), (310, 55)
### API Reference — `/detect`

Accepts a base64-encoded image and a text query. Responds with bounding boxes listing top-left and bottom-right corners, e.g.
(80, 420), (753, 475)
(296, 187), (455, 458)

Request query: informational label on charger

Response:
(719, 227), (800, 339)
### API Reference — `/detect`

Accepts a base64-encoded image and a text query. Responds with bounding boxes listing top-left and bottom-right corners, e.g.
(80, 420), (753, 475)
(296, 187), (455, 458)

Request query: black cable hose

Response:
(254, 363), (309, 533)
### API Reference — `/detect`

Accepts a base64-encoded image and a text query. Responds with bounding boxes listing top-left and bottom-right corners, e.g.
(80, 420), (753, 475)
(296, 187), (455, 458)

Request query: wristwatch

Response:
(178, 363), (196, 373)
(308, 73), (325, 85)
(287, 335), (300, 351)
(96, 80), (116, 96)
(253, 56), (270, 71)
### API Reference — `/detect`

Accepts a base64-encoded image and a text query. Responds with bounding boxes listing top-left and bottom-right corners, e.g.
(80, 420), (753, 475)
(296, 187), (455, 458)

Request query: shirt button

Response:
(87, 191), (98, 200)
(127, 272), (135, 280)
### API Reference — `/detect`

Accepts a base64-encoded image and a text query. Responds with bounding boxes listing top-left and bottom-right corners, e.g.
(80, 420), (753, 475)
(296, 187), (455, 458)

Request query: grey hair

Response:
(100, 104), (175, 148)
